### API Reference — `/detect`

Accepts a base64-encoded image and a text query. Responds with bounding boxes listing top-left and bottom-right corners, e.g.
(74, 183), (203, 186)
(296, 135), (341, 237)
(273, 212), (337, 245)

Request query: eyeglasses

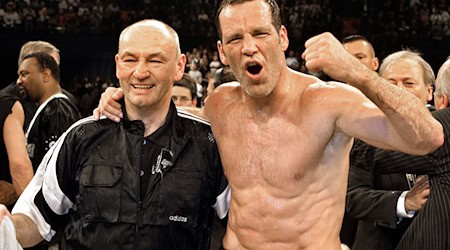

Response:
(172, 96), (192, 103)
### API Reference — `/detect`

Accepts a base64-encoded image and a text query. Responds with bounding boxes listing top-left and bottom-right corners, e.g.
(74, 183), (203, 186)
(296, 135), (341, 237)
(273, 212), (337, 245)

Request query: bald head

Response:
(119, 19), (181, 59)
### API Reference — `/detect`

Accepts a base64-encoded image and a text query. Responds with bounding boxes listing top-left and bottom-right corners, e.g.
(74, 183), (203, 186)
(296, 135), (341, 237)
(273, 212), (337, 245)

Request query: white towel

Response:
(0, 216), (23, 250)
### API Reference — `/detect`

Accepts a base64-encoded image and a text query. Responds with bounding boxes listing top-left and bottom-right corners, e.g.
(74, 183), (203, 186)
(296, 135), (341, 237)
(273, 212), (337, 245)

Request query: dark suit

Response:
(347, 141), (414, 250)
(351, 108), (450, 250)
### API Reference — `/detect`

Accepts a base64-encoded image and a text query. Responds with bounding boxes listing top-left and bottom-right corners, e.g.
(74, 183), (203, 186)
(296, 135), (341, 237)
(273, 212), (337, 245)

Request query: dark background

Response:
(1, 0), (449, 90)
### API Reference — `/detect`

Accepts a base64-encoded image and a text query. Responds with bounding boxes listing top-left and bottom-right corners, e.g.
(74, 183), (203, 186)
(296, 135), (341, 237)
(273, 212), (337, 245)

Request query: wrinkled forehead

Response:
(383, 59), (424, 80)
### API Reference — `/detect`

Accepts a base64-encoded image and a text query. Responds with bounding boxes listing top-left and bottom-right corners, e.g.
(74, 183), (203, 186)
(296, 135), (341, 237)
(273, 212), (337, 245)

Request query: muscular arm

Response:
(1, 102), (33, 204)
(0, 205), (43, 248)
(303, 32), (443, 155)
(13, 213), (44, 247)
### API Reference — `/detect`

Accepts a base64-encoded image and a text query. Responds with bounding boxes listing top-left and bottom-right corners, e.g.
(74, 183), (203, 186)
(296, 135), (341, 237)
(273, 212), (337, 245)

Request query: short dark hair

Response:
(215, 0), (282, 41)
(342, 34), (370, 44)
(22, 52), (60, 82)
(174, 73), (197, 100)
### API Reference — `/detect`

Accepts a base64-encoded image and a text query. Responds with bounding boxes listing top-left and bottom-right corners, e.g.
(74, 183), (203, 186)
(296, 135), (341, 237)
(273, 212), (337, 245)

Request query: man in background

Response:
(172, 73), (198, 107)
(346, 50), (434, 250)
(16, 52), (81, 170)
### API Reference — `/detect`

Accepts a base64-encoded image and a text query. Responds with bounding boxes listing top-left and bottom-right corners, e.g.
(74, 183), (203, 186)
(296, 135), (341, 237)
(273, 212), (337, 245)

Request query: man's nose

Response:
(241, 37), (258, 56)
(16, 76), (22, 85)
(133, 60), (150, 79)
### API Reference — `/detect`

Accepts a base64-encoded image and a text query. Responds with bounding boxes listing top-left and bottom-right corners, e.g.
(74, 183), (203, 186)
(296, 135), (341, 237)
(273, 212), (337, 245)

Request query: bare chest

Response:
(212, 113), (327, 186)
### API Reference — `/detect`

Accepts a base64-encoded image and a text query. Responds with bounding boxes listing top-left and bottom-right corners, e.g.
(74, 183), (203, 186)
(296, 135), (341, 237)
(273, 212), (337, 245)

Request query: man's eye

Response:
(255, 32), (268, 37)
(227, 38), (241, 44)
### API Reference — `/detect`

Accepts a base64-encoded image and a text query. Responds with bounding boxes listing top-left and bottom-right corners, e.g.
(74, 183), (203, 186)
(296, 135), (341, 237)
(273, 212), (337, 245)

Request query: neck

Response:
(38, 83), (62, 106)
(245, 69), (293, 117)
(125, 100), (170, 137)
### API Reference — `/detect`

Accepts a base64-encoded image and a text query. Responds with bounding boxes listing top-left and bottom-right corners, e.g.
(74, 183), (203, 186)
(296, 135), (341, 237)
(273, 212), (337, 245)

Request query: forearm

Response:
(353, 70), (443, 154)
(347, 188), (400, 226)
(12, 213), (43, 248)
(10, 161), (33, 197)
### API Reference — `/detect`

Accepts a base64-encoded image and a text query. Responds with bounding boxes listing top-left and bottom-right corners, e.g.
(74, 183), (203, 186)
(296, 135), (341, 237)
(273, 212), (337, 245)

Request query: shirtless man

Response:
(95, 1), (443, 249)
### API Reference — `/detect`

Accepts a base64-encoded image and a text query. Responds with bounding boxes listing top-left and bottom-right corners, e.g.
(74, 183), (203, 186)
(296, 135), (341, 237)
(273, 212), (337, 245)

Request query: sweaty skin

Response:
(206, 71), (356, 250)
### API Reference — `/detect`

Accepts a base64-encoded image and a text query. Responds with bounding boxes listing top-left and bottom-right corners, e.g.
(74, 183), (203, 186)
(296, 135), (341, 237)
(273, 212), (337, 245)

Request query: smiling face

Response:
(217, 0), (289, 99)
(115, 20), (185, 111)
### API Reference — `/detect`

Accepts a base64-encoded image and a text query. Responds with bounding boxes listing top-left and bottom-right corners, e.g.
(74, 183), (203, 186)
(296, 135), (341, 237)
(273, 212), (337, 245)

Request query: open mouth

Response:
(246, 62), (262, 75)
(131, 84), (154, 90)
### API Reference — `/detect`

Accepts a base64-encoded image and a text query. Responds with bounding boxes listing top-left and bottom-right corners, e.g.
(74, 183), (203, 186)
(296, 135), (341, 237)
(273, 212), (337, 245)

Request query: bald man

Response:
(0, 19), (229, 250)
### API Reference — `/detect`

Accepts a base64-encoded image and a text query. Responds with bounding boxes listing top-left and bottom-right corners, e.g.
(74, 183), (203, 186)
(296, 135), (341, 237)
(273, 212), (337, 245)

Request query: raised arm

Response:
(302, 32), (443, 155)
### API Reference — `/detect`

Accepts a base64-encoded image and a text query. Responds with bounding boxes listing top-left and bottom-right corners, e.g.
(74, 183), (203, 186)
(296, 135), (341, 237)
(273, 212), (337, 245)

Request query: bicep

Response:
(336, 91), (402, 151)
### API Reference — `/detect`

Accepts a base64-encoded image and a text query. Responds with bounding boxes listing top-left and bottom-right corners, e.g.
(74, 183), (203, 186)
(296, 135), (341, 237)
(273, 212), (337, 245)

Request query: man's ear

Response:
(372, 57), (379, 71)
(217, 40), (229, 66)
(279, 25), (289, 52)
(175, 54), (187, 81)
(42, 68), (51, 82)
(427, 84), (434, 102)
(115, 54), (120, 80)
(441, 94), (449, 109)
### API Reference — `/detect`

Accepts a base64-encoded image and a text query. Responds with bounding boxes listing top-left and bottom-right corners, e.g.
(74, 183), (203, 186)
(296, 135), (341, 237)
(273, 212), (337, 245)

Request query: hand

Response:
(405, 175), (430, 212)
(93, 87), (124, 122)
(302, 32), (367, 84)
(0, 181), (18, 205)
(0, 204), (12, 222)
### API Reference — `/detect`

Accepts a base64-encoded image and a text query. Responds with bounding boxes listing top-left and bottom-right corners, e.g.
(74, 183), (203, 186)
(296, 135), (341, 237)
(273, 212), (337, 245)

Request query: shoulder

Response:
(204, 81), (241, 116)
(60, 116), (116, 143)
(175, 108), (216, 145)
(0, 95), (20, 122)
(44, 97), (81, 118)
(303, 78), (363, 100)
(300, 76), (373, 114)
(177, 107), (210, 126)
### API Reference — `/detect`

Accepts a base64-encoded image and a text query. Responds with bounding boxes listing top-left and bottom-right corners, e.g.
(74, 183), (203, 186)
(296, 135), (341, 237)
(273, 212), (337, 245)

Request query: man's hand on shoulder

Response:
(93, 87), (124, 122)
